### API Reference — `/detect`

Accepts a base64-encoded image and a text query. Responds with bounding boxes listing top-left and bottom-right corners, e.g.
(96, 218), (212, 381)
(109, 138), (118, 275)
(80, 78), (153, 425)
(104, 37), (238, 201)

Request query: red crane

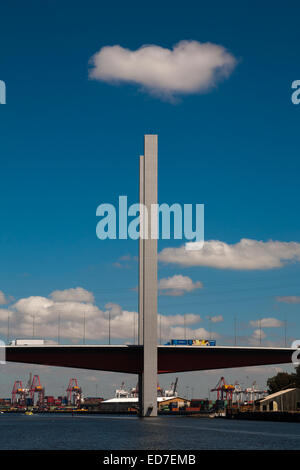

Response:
(12, 380), (26, 406)
(30, 375), (45, 407)
(211, 377), (235, 400)
(66, 378), (82, 406)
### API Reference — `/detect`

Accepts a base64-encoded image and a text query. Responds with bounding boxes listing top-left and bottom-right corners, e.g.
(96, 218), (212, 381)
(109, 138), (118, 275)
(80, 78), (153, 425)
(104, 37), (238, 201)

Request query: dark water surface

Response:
(1, 413), (300, 450)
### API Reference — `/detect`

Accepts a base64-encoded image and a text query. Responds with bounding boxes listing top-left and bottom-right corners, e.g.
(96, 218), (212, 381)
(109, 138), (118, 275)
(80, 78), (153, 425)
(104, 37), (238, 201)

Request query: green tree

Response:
(267, 372), (292, 394)
(290, 365), (300, 388)
(267, 365), (300, 394)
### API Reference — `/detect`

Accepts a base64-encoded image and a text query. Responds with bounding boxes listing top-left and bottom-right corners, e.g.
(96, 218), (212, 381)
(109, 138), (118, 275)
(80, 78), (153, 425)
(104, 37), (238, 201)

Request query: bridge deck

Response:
(5, 345), (296, 374)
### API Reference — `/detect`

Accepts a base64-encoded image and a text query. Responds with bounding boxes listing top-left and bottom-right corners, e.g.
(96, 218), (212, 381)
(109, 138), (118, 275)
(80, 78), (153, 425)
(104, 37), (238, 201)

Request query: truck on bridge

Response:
(165, 339), (216, 346)
(9, 339), (46, 346)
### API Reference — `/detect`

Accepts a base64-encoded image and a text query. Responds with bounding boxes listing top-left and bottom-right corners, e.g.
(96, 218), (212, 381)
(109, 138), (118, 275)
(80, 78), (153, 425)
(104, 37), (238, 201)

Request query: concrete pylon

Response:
(139, 135), (158, 417)
(138, 155), (144, 346)
(138, 154), (144, 415)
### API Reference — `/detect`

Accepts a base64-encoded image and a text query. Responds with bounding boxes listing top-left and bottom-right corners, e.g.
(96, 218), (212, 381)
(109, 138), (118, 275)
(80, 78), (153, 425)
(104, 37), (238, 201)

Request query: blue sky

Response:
(0, 0), (300, 397)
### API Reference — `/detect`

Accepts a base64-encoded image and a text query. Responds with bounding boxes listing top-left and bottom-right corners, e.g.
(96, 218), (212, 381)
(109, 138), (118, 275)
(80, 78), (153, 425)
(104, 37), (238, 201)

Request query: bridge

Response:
(6, 344), (296, 374)
(5, 135), (297, 416)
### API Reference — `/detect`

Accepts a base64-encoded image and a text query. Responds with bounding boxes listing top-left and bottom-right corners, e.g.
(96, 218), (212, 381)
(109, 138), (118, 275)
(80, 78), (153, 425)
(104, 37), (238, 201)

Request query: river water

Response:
(0, 413), (300, 450)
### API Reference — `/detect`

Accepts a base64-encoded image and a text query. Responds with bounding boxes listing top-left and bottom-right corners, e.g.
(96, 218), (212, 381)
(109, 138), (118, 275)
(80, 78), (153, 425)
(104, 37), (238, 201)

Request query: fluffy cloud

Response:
(158, 275), (203, 296)
(250, 318), (284, 328)
(89, 40), (236, 99)
(249, 329), (267, 345)
(157, 313), (220, 343)
(0, 287), (207, 343)
(158, 313), (218, 343)
(113, 254), (138, 269)
(0, 291), (11, 305)
(159, 239), (300, 270)
(1, 296), (135, 342)
(50, 287), (94, 303)
(160, 313), (201, 327)
(210, 315), (224, 323)
(276, 296), (300, 304)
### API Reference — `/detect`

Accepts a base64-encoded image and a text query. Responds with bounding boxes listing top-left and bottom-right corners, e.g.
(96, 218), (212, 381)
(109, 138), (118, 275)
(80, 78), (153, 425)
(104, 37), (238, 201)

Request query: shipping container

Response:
(173, 339), (188, 345)
(215, 399), (225, 410)
(0, 398), (10, 404)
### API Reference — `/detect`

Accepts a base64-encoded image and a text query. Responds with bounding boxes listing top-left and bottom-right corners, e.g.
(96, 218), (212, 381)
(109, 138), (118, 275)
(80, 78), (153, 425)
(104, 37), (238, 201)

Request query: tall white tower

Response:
(139, 135), (158, 417)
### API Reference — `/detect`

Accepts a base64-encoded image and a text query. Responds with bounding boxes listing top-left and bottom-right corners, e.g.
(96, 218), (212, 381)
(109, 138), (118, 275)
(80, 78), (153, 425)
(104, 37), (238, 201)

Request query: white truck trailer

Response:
(9, 339), (45, 346)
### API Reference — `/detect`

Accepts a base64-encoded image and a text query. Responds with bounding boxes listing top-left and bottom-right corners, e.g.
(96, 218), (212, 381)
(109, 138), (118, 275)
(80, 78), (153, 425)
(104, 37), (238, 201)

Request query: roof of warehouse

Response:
(259, 388), (298, 402)
(102, 396), (186, 403)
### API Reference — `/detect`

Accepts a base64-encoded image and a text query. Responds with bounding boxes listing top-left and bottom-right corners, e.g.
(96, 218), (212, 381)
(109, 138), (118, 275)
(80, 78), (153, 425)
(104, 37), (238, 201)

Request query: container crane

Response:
(12, 380), (27, 407)
(66, 378), (83, 406)
(232, 381), (244, 404)
(165, 377), (178, 397)
(211, 377), (235, 401)
(30, 375), (45, 408)
(157, 382), (164, 397)
(244, 381), (268, 403)
(115, 381), (129, 398)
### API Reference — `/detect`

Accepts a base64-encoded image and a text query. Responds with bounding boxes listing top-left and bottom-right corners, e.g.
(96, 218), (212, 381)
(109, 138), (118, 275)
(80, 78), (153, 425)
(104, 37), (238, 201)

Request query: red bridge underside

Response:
(6, 345), (296, 374)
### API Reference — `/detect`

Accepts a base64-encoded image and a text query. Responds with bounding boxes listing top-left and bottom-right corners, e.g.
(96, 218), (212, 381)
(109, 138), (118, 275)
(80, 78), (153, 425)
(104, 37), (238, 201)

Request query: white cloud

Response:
(0, 296), (136, 342)
(50, 287), (94, 303)
(0, 288), (207, 343)
(164, 326), (218, 341)
(159, 239), (300, 270)
(158, 313), (219, 343)
(0, 291), (10, 305)
(276, 296), (300, 304)
(160, 313), (201, 327)
(249, 329), (267, 345)
(104, 302), (123, 319)
(211, 315), (224, 323)
(89, 40), (236, 99)
(113, 254), (138, 269)
(250, 318), (284, 328)
(158, 275), (203, 296)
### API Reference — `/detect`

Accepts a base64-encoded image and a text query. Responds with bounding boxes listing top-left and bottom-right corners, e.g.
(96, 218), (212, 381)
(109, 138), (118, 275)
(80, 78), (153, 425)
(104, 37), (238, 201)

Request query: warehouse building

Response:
(259, 388), (300, 412)
(100, 396), (189, 413)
